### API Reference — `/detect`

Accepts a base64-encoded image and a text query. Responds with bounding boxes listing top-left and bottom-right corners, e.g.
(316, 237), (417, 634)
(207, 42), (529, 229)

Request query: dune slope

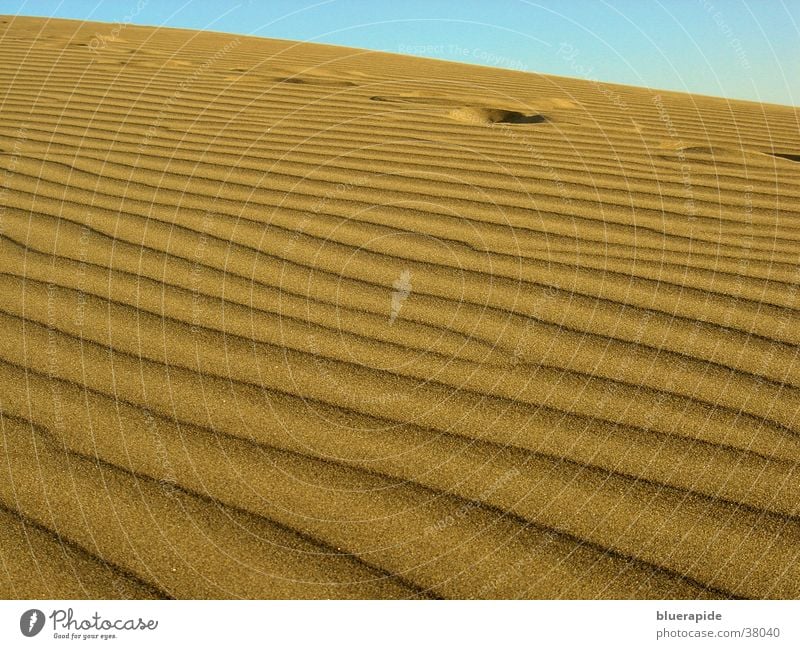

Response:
(1, 16), (799, 599)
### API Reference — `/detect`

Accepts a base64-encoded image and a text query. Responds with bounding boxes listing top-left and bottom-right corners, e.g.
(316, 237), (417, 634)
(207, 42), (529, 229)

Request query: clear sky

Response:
(3, 0), (798, 106)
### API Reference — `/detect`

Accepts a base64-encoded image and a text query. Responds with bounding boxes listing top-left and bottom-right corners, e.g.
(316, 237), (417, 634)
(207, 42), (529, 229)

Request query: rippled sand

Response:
(1, 16), (799, 599)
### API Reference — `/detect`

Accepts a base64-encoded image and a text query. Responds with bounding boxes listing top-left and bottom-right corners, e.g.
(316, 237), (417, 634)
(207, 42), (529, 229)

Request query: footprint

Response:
(370, 95), (454, 106)
(656, 145), (746, 164)
(275, 76), (357, 87)
(767, 152), (800, 163)
(95, 57), (129, 67)
(655, 145), (800, 168)
(369, 96), (549, 125)
(540, 98), (578, 109)
(447, 107), (548, 125)
(681, 146), (740, 155)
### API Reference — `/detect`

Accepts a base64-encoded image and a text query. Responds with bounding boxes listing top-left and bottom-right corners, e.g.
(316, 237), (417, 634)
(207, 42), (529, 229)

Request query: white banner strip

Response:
(1, 600), (798, 648)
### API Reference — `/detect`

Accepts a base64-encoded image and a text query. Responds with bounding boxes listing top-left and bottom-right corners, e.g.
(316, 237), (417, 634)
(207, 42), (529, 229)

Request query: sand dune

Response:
(1, 16), (799, 599)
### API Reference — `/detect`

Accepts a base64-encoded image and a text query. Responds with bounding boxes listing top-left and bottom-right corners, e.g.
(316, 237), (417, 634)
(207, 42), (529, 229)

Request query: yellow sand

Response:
(0, 16), (799, 599)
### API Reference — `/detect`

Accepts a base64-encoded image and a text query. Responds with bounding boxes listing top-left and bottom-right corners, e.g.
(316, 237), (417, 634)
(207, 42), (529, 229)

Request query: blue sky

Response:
(3, 0), (798, 105)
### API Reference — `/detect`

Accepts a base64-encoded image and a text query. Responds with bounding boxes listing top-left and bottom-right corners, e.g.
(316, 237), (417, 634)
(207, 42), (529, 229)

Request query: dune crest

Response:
(447, 106), (549, 125)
